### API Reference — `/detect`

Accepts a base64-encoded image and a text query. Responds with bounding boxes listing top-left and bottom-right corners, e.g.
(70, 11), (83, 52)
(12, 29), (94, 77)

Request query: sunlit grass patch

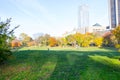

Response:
(38, 61), (57, 79)
(89, 55), (120, 69)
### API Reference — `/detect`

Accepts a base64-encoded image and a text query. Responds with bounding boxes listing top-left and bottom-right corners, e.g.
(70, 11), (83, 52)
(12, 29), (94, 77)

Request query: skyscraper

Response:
(109, 0), (120, 29)
(78, 5), (89, 34)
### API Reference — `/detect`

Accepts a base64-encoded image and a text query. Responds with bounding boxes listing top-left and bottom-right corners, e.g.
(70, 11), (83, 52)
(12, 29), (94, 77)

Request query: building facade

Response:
(88, 23), (107, 33)
(78, 5), (89, 34)
(109, 0), (120, 28)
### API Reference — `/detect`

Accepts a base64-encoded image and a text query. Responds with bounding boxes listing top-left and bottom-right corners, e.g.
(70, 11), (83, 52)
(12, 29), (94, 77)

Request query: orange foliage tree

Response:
(11, 39), (22, 48)
(27, 41), (36, 47)
(49, 37), (57, 47)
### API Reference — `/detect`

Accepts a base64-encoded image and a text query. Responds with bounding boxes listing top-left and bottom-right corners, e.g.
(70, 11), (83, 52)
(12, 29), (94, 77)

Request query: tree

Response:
(112, 26), (120, 49)
(35, 34), (50, 46)
(11, 39), (22, 47)
(57, 37), (67, 47)
(27, 41), (35, 47)
(94, 37), (103, 47)
(43, 34), (50, 46)
(61, 37), (67, 46)
(33, 33), (44, 46)
(74, 33), (83, 46)
(66, 34), (75, 46)
(19, 33), (32, 46)
(102, 31), (116, 47)
(112, 26), (120, 44)
(0, 18), (18, 63)
(49, 37), (57, 47)
(81, 33), (93, 47)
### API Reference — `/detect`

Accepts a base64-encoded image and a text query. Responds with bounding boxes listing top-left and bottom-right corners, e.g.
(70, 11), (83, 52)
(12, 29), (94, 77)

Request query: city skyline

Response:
(0, 0), (109, 37)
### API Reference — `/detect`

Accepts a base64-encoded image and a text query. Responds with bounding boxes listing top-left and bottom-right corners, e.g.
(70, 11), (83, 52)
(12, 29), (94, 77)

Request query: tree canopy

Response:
(0, 18), (18, 63)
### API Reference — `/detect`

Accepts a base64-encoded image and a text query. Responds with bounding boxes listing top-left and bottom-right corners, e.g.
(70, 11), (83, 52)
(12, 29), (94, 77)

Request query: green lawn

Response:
(0, 47), (120, 80)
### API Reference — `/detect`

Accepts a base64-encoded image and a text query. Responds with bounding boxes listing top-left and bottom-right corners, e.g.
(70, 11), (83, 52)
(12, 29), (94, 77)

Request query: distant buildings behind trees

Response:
(88, 23), (110, 33)
(63, 23), (110, 37)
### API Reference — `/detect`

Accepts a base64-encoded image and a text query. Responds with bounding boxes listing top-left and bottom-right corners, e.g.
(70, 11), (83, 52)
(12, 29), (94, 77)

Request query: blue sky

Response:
(0, 0), (109, 37)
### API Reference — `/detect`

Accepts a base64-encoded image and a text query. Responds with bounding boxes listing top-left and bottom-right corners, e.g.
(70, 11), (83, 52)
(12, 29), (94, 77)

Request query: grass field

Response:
(0, 47), (120, 80)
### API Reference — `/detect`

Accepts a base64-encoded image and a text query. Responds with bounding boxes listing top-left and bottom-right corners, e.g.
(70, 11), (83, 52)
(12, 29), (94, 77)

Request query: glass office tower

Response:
(109, 0), (120, 28)
(78, 5), (89, 34)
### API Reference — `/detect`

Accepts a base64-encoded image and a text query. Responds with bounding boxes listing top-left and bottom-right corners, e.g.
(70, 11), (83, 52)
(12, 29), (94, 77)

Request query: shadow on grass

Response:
(1, 49), (120, 80)
(99, 47), (119, 51)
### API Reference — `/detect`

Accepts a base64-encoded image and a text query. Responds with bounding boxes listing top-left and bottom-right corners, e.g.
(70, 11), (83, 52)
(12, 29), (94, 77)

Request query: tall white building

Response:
(109, 0), (120, 28)
(78, 4), (89, 34)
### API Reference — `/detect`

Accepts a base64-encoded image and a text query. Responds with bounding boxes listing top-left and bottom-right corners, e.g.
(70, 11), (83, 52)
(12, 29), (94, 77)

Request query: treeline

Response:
(11, 33), (58, 47)
(12, 26), (120, 49)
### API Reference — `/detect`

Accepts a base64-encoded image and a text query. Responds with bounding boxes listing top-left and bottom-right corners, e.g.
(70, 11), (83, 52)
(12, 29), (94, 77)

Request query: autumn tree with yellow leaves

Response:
(112, 26), (120, 49)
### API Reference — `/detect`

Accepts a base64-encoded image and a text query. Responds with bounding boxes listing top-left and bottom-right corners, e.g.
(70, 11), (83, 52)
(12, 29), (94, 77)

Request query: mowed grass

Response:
(0, 47), (120, 80)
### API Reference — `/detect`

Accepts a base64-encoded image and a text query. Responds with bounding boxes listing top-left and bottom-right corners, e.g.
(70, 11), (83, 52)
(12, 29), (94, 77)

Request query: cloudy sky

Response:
(0, 0), (109, 37)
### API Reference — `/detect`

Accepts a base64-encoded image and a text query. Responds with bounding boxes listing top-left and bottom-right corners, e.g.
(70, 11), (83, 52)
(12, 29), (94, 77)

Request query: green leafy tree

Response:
(43, 34), (50, 46)
(19, 33), (32, 46)
(0, 18), (18, 63)
(66, 35), (76, 46)
(37, 34), (50, 46)
(57, 37), (68, 47)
